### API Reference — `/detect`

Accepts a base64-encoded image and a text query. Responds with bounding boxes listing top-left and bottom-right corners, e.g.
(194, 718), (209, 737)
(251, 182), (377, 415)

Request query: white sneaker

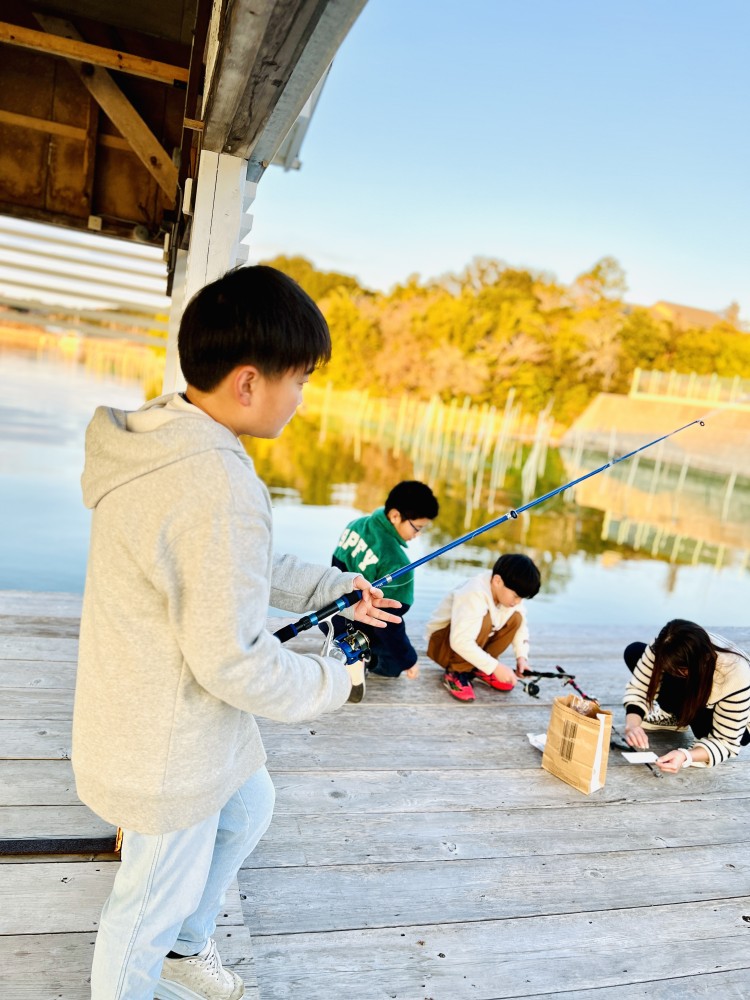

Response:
(641, 704), (689, 732)
(155, 938), (244, 1000)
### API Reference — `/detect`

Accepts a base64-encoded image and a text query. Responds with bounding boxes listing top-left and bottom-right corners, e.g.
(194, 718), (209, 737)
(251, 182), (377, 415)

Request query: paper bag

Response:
(542, 694), (612, 794)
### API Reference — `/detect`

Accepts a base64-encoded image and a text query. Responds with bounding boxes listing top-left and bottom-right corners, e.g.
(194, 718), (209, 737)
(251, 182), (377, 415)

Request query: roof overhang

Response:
(0, 0), (365, 261)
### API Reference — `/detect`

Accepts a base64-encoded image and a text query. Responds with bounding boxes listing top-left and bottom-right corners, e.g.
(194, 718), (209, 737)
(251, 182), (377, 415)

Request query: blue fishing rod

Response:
(273, 416), (705, 647)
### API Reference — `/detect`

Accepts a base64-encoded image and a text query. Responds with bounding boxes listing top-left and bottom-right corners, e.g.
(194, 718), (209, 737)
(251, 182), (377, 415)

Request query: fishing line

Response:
(274, 416), (707, 642)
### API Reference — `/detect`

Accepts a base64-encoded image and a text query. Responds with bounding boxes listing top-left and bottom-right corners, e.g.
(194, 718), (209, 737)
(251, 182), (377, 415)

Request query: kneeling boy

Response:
(426, 553), (541, 702)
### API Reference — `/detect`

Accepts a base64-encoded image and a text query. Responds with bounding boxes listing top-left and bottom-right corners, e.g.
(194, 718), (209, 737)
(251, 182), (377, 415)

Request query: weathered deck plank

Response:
(1, 805), (114, 845)
(0, 591), (83, 617)
(259, 728), (686, 770)
(1, 759), (80, 805)
(0, 662), (76, 689)
(249, 899), (750, 1000)
(1, 861), (248, 935)
(0, 636), (78, 660)
(0, 711), (685, 763)
(262, 760), (750, 814)
(244, 799), (750, 867)
(243, 841), (750, 935)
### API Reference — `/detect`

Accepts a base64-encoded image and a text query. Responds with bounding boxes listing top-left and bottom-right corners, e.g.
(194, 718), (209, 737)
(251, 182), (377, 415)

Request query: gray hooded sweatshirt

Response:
(73, 393), (354, 835)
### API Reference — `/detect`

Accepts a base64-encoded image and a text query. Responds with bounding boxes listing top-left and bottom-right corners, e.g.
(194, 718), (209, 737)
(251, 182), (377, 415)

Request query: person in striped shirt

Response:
(623, 619), (750, 771)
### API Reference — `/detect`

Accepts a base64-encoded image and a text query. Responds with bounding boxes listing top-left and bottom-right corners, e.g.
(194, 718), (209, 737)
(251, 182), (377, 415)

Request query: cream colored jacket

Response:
(425, 570), (530, 674)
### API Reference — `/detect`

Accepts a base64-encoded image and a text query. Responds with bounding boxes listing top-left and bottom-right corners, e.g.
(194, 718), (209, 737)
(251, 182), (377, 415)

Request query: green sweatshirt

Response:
(333, 507), (414, 603)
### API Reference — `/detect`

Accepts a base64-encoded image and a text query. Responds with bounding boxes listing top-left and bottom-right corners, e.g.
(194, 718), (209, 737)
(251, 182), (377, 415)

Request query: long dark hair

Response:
(647, 619), (742, 725)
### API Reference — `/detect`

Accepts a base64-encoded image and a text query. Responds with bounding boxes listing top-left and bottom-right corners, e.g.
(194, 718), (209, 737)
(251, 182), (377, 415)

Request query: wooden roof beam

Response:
(32, 15), (178, 202)
(0, 21), (189, 86)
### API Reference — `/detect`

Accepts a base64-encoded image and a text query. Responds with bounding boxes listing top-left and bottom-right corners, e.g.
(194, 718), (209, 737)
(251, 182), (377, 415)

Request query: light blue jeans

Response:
(90, 766), (275, 1000)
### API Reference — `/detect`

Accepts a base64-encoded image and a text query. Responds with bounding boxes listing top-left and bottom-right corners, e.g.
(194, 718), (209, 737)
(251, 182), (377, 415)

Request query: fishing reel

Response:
(520, 677), (542, 698)
(519, 665), (589, 699)
(328, 624), (370, 665)
(321, 621), (370, 704)
(319, 619), (370, 665)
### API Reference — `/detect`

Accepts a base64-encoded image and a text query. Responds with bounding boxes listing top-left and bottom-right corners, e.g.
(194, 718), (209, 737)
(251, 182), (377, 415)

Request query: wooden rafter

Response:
(0, 108), (87, 141)
(32, 15), (178, 202)
(0, 110), (149, 155)
(80, 97), (100, 216)
(0, 21), (189, 86)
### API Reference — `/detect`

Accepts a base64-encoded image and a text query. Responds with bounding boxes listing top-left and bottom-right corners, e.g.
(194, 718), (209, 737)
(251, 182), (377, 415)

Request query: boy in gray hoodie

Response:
(74, 265), (400, 1000)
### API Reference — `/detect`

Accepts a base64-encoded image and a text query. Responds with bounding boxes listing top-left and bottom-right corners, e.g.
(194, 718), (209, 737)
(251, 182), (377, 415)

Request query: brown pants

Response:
(427, 611), (522, 674)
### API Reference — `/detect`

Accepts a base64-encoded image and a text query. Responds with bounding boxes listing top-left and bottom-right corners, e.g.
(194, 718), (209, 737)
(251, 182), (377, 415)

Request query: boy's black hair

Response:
(178, 265), (331, 391)
(492, 553), (541, 599)
(384, 481), (439, 520)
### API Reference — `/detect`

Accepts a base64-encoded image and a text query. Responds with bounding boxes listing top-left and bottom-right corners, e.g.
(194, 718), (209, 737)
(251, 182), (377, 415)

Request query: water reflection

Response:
(1, 339), (748, 627)
(567, 449), (749, 575)
(247, 405), (750, 627)
(0, 339), (147, 591)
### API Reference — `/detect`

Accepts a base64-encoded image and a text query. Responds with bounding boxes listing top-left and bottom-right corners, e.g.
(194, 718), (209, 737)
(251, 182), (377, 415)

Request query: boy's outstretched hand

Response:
(350, 575), (402, 628)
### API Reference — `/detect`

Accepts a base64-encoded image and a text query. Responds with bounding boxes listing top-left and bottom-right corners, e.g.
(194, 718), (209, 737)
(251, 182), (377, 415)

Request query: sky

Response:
(247, 0), (749, 318)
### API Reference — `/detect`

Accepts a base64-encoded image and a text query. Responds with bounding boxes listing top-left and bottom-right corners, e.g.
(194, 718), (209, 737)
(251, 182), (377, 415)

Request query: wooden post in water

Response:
(393, 393), (407, 458)
(645, 440), (664, 514)
(457, 397), (473, 476)
(438, 397), (458, 479)
(488, 390), (517, 508)
(352, 390), (366, 462)
(721, 471), (737, 523)
(428, 397), (446, 484)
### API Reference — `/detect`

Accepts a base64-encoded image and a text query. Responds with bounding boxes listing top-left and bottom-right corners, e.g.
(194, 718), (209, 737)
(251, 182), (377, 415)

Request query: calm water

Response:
(2, 347), (749, 630)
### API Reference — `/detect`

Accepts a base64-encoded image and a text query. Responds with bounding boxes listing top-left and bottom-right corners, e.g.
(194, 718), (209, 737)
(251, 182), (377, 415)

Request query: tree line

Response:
(263, 254), (749, 424)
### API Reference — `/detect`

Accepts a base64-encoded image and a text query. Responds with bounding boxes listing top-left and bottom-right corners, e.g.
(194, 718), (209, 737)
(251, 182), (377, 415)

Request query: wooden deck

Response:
(2, 591), (749, 998)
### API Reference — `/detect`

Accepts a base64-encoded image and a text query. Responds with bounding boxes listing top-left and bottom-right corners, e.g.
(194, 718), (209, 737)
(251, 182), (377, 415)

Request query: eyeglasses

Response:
(407, 519), (423, 533)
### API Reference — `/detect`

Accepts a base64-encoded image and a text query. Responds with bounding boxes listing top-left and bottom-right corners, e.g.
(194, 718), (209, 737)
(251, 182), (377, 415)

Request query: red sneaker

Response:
(472, 669), (514, 691)
(443, 670), (475, 702)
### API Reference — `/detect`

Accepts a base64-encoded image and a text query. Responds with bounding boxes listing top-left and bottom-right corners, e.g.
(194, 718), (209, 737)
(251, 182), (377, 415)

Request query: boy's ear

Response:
(234, 365), (260, 405)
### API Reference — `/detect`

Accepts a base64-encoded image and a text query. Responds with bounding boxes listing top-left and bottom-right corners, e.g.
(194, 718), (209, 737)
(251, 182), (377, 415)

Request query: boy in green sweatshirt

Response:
(331, 480), (439, 678)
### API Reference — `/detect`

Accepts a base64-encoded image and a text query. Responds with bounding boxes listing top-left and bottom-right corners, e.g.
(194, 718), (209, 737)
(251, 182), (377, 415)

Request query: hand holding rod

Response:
(274, 593), (363, 643)
(274, 417), (705, 644)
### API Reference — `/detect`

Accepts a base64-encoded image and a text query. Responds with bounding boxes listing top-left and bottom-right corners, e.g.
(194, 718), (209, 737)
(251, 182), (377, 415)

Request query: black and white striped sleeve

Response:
(694, 682), (750, 766)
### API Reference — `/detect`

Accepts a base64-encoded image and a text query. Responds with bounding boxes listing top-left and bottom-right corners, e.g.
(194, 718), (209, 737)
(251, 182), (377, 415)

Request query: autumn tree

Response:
(262, 253), (749, 424)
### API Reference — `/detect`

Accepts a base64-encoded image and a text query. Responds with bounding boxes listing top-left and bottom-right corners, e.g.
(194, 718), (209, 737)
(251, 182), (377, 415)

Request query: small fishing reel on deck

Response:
(520, 677), (542, 698)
